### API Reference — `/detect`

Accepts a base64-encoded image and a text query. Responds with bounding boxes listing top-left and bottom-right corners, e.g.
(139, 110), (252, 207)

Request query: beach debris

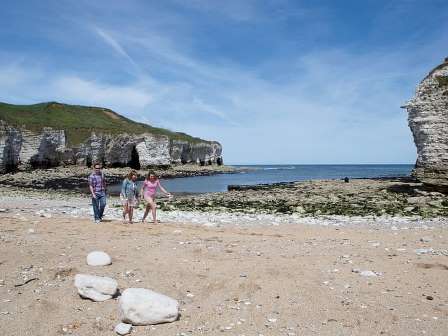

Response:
(415, 248), (434, 255)
(119, 288), (179, 325)
(352, 269), (379, 277)
(14, 277), (39, 287)
(360, 270), (378, 277)
(36, 210), (52, 218)
(86, 251), (112, 266)
(114, 323), (132, 335)
(53, 267), (77, 280)
(74, 274), (118, 302)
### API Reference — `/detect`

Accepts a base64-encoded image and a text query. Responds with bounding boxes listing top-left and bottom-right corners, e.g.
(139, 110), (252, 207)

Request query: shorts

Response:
(120, 194), (138, 207)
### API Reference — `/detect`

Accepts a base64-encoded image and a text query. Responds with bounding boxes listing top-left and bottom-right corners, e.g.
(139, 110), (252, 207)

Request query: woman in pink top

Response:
(141, 171), (171, 224)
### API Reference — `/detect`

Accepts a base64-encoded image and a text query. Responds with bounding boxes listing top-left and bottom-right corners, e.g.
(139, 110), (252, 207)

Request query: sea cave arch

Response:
(128, 146), (141, 170)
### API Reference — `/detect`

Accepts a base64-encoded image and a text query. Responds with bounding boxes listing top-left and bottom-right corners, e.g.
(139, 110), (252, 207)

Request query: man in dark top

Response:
(88, 163), (107, 224)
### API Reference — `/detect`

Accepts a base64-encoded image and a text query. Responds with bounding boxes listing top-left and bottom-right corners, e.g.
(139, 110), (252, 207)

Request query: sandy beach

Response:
(1, 188), (448, 336)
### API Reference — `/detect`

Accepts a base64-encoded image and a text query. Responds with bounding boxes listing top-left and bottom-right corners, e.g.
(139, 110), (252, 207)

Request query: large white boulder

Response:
(86, 251), (112, 266)
(74, 274), (118, 302)
(119, 288), (179, 325)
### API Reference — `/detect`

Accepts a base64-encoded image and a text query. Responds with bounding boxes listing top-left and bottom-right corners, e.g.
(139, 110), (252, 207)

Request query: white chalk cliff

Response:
(0, 123), (222, 173)
(404, 57), (448, 190)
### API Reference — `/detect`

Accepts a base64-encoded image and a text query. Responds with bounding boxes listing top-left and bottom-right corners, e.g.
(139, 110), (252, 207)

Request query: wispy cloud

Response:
(1, 0), (447, 163)
(93, 26), (141, 72)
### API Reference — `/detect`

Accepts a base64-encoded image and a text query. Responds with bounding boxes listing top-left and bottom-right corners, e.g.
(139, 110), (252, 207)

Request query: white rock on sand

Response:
(119, 288), (179, 325)
(74, 274), (118, 302)
(86, 251), (112, 266)
(114, 323), (132, 335)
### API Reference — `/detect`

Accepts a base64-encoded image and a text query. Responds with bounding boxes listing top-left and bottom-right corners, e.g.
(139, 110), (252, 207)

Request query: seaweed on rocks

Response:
(168, 178), (448, 218)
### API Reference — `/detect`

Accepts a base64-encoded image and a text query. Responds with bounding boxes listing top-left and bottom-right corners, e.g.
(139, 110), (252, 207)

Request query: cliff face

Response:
(404, 57), (448, 190)
(0, 122), (223, 173)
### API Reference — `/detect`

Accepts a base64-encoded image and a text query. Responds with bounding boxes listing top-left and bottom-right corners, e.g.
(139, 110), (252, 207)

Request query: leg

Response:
(122, 206), (127, 220)
(122, 203), (129, 221)
(92, 197), (100, 221)
(128, 203), (134, 223)
(98, 193), (106, 220)
(142, 204), (150, 222)
(147, 198), (157, 224)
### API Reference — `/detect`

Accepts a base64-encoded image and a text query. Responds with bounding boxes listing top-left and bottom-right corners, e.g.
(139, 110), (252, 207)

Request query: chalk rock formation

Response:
(118, 288), (179, 325)
(170, 140), (223, 165)
(0, 122), (67, 172)
(74, 274), (118, 302)
(0, 124), (222, 173)
(404, 57), (448, 190)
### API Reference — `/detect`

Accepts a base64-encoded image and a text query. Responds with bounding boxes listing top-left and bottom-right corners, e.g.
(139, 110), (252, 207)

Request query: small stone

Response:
(86, 251), (112, 266)
(426, 296), (434, 301)
(359, 270), (377, 277)
(415, 248), (434, 255)
(114, 323), (132, 335)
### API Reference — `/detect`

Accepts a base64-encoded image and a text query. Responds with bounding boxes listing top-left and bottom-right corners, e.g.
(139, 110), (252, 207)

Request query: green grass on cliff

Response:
(0, 101), (209, 146)
(435, 76), (448, 87)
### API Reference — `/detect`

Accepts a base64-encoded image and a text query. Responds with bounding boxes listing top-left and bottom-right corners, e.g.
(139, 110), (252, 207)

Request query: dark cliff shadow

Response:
(374, 176), (420, 195)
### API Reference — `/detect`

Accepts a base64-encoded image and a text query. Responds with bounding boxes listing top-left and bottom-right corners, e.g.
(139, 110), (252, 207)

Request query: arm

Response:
(88, 176), (96, 198)
(120, 179), (127, 197)
(158, 181), (171, 196)
(89, 185), (96, 198)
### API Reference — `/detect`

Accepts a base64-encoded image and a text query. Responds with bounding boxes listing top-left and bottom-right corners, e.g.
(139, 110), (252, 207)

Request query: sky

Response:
(0, 0), (447, 164)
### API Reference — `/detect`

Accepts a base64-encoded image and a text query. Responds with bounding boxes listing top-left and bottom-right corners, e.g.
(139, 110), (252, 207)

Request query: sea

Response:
(111, 164), (414, 195)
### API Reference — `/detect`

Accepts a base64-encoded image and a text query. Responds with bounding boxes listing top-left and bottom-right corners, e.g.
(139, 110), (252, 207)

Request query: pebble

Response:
(352, 269), (378, 277)
(114, 323), (132, 335)
(415, 248), (434, 255)
(86, 251), (112, 266)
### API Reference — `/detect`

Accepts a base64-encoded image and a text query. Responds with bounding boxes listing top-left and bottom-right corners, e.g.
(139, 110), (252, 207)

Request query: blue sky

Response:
(1, 0), (447, 164)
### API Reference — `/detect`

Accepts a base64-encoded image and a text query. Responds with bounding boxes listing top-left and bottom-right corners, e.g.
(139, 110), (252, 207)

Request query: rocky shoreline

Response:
(0, 164), (239, 191)
(163, 177), (448, 218)
(1, 172), (447, 220)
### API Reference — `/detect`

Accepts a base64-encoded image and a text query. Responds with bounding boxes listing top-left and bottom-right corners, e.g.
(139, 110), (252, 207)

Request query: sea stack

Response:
(404, 57), (448, 191)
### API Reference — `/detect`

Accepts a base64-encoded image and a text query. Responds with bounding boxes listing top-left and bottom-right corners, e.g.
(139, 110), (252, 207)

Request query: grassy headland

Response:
(0, 101), (209, 146)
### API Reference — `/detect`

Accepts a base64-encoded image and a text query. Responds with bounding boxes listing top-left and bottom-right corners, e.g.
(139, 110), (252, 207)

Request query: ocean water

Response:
(112, 164), (414, 194)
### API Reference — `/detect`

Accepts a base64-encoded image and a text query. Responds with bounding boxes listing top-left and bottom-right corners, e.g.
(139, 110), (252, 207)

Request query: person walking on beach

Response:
(88, 163), (107, 224)
(120, 170), (138, 224)
(141, 171), (171, 224)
